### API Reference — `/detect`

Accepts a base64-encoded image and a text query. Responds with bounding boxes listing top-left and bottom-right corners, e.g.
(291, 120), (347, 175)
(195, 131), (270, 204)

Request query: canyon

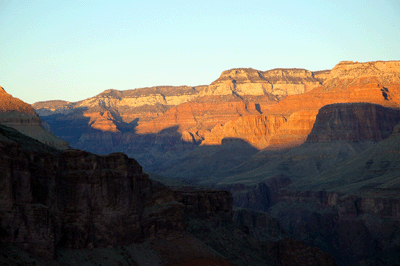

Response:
(33, 61), (400, 172)
(0, 124), (336, 266)
(2, 60), (400, 265)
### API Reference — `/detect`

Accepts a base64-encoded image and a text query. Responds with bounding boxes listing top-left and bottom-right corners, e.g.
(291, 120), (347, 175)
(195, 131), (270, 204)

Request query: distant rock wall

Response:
(32, 61), (400, 170)
(307, 103), (400, 142)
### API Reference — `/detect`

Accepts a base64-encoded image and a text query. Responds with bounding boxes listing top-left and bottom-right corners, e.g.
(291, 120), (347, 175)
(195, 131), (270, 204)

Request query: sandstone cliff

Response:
(32, 67), (329, 171)
(30, 60), (400, 177)
(260, 60), (400, 149)
(136, 61), (400, 152)
(200, 68), (324, 97)
(33, 67), (324, 140)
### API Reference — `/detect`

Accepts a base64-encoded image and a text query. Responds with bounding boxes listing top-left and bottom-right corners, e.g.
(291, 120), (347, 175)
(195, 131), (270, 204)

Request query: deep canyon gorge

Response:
(2, 60), (400, 265)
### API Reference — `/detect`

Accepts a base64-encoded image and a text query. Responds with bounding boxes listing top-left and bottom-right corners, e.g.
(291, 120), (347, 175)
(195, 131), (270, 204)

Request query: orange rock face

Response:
(0, 86), (70, 149)
(0, 86), (37, 114)
(258, 61), (400, 149)
(34, 60), (400, 155)
(135, 97), (263, 137)
(135, 61), (400, 150)
(84, 109), (120, 132)
(201, 114), (287, 149)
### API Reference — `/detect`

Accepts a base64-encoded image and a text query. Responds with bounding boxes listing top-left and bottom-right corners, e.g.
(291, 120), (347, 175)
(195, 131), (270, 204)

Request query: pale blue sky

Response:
(1, 0), (399, 104)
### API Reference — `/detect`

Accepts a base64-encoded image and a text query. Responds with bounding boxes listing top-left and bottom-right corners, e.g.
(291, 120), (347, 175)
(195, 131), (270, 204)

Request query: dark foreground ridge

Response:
(0, 124), (336, 266)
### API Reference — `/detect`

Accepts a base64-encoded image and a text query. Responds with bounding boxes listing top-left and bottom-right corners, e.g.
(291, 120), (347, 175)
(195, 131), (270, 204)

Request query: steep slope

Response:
(293, 121), (400, 195)
(0, 125), (336, 266)
(0, 86), (69, 149)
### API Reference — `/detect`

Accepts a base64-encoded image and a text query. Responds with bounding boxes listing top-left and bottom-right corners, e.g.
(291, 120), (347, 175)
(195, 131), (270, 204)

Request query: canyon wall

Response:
(0, 125), (181, 259)
(0, 125), (338, 266)
(215, 101), (400, 265)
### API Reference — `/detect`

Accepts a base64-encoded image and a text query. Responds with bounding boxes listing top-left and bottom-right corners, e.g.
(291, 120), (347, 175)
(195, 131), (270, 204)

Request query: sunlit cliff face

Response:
(32, 60), (400, 152)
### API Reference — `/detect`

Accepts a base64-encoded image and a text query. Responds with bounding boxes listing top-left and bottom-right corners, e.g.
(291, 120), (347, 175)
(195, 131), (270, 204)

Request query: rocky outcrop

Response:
(210, 100), (400, 265)
(0, 86), (70, 149)
(173, 188), (232, 218)
(34, 61), (400, 151)
(201, 114), (287, 149)
(232, 208), (285, 239)
(32, 67), (325, 152)
(0, 86), (36, 114)
(307, 103), (400, 142)
(134, 98), (263, 137)
(0, 125), (181, 259)
(267, 189), (400, 265)
(33, 86), (204, 126)
(260, 60), (400, 149)
(323, 60), (400, 93)
(200, 68), (324, 97)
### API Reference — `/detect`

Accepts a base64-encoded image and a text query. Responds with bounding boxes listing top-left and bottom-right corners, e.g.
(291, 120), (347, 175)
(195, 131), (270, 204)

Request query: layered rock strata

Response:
(307, 103), (400, 142)
(0, 125), (181, 259)
(264, 60), (400, 149)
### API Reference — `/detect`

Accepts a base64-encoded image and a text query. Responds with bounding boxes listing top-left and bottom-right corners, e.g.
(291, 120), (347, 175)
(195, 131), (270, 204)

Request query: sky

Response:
(1, 0), (400, 104)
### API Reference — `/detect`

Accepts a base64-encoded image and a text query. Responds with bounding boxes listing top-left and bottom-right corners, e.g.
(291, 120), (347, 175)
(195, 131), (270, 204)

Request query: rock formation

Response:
(307, 103), (400, 142)
(201, 114), (287, 149)
(213, 102), (400, 265)
(21, 60), (400, 264)
(0, 125), (153, 258)
(0, 124), (337, 265)
(32, 61), (400, 165)
(199, 68), (324, 98)
(0, 86), (69, 149)
(261, 60), (400, 149)
(31, 67), (331, 170)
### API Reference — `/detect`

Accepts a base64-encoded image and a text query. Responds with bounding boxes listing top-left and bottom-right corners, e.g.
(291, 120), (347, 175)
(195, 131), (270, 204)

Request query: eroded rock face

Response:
(268, 190), (400, 265)
(323, 60), (400, 92)
(0, 126), (181, 259)
(262, 60), (400, 149)
(34, 61), (400, 164)
(201, 68), (324, 97)
(201, 114), (287, 149)
(307, 103), (400, 142)
(32, 67), (325, 151)
(173, 188), (232, 218)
